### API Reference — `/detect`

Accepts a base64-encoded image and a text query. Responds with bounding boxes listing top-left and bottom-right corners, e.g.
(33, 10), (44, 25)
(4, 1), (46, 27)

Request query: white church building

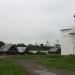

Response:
(61, 15), (75, 55)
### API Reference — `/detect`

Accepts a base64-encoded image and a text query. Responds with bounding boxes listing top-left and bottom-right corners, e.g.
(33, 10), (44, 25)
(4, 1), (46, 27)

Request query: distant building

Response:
(17, 47), (27, 53)
(0, 44), (18, 55)
(48, 46), (61, 54)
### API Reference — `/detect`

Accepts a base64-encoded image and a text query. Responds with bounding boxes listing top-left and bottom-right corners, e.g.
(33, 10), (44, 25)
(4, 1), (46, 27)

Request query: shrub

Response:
(28, 52), (34, 55)
(35, 52), (45, 55)
(18, 52), (25, 55)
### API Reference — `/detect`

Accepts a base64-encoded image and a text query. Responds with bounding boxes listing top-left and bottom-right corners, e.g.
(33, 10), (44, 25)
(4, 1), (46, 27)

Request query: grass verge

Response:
(0, 58), (31, 75)
(38, 55), (75, 71)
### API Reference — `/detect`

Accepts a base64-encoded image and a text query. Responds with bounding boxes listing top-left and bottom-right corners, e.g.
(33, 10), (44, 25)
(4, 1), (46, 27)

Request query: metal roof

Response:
(17, 47), (26, 53)
(49, 47), (58, 52)
(0, 44), (12, 52)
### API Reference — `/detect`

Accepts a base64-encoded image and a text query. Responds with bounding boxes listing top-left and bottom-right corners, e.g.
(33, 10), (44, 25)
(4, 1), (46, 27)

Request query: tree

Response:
(0, 41), (5, 47)
(17, 43), (26, 47)
(45, 41), (50, 47)
(40, 44), (44, 47)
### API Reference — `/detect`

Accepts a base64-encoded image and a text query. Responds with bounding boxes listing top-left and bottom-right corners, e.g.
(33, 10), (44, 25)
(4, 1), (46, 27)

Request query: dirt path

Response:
(15, 59), (75, 75)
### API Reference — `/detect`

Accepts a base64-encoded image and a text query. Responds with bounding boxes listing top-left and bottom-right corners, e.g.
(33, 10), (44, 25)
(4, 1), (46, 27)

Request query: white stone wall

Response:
(61, 29), (74, 55)
(71, 34), (75, 54)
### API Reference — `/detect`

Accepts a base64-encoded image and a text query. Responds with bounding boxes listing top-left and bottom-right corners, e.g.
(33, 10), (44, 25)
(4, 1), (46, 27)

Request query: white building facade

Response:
(61, 16), (75, 55)
(61, 29), (75, 55)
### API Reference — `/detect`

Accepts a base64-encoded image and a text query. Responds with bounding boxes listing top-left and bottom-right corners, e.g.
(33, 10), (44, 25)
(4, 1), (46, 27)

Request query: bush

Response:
(35, 52), (45, 55)
(28, 52), (34, 55)
(18, 52), (25, 55)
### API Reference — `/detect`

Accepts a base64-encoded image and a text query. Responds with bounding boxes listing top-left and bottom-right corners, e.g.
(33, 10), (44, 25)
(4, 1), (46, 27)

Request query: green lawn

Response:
(9, 54), (75, 71)
(37, 55), (75, 71)
(1, 54), (75, 75)
(0, 59), (31, 75)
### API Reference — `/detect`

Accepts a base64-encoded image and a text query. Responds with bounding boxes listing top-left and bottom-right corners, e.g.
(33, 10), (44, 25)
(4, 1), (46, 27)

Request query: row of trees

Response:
(27, 44), (51, 51)
(0, 41), (5, 47)
(0, 41), (51, 50)
(0, 41), (60, 51)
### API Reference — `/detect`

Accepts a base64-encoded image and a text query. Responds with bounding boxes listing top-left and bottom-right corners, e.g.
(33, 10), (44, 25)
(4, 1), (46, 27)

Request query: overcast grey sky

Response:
(0, 0), (75, 44)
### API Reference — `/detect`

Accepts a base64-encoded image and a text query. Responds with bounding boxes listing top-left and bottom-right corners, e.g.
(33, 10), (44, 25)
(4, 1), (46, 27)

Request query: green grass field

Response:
(0, 54), (75, 75)
(37, 55), (75, 71)
(0, 58), (31, 75)
(9, 54), (75, 71)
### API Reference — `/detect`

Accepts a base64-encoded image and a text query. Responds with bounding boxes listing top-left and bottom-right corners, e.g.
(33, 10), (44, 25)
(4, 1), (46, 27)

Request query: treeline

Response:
(0, 41), (52, 51)
(0, 41), (60, 51)
(27, 44), (50, 51)
(15, 43), (51, 51)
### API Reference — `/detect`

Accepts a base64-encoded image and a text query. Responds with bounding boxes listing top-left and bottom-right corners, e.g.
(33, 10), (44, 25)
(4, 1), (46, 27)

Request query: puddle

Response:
(33, 69), (57, 75)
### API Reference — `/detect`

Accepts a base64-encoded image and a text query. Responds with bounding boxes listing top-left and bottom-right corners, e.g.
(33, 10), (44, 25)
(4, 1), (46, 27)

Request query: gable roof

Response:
(17, 47), (26, 53)
(49, 47), (59, 52)
(0, 44), (14, 52)
(0, 47), (3, 52)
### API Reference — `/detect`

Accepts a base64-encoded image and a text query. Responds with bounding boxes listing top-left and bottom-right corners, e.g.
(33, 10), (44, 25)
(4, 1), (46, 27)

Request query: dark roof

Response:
(61, 28), (72, 31)
(69, 32), (75, 35)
